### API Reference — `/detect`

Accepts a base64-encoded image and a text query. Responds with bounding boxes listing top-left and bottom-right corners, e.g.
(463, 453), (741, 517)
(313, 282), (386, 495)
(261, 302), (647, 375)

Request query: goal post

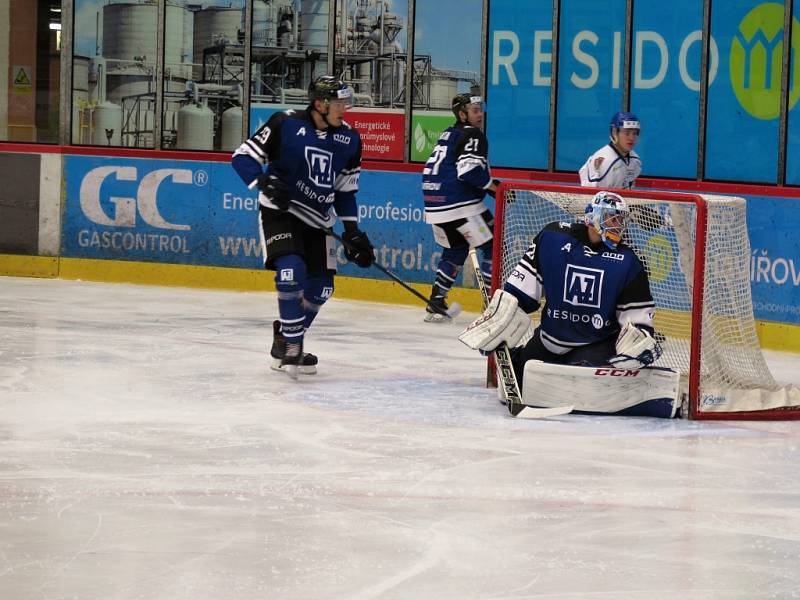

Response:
(491, 182), (800, 420)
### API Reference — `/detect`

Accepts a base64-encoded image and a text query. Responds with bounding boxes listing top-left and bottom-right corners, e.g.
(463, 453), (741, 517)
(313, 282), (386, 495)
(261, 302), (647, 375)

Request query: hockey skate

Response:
(424, 295), (452, 323)
(270, 320), (318, 375)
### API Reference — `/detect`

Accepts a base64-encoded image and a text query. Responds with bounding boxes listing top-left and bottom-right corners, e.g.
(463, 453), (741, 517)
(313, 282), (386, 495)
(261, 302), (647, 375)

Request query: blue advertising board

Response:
(629, 2), (703, 179)
(61, 155), (800, 325)
(554, 0), (627, 172)
(61, 155), (481, 287)
(747, 195), (800, 324)
(782, 3), (800, 184)
(705, 1), (791, 184)
(486, 0), (553, 169)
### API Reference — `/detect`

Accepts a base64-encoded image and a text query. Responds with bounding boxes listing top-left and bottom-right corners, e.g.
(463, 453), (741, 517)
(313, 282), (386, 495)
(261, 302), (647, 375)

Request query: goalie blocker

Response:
(522, 361), (681, 418)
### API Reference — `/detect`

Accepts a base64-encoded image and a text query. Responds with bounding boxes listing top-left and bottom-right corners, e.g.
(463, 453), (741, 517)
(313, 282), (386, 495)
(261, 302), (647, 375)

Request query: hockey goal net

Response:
(493, 182), (800, 420)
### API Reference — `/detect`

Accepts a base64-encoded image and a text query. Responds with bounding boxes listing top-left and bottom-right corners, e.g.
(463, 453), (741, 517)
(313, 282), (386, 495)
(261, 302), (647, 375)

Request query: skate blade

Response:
(423, 312), (451, 323)
(282, 364), (299, 380)
(271, 359), (317, 375)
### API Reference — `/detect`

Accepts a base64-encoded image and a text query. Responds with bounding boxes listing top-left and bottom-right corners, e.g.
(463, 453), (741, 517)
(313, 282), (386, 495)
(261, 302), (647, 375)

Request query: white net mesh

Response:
(497, 185), (800, 417)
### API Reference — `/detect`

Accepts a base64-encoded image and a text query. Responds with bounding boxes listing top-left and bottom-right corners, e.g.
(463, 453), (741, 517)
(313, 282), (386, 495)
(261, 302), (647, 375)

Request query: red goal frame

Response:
(491, 182), (800, 421)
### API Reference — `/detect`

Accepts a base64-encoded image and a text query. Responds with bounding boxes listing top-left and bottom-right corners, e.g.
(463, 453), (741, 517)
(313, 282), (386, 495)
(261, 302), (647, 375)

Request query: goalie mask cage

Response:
(493, 183), (800, 420)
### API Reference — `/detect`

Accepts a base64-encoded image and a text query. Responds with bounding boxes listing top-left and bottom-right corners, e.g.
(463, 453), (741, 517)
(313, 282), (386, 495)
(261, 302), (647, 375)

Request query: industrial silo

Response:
(428, 75), (458, 110)
(220, 106), (244, 151)
(193, 6), (242, 80)
(300, 0), (329, 52)
(251, 0), (279, 47)
(91, 101), (124, 146)
(101, 1), (191, 104)
(176, 102), (214, 150)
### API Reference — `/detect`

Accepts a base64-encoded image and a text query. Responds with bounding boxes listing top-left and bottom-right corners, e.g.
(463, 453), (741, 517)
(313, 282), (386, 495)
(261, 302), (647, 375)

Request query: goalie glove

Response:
(458, 289), (530, 352)
(608, 322), (662, 369)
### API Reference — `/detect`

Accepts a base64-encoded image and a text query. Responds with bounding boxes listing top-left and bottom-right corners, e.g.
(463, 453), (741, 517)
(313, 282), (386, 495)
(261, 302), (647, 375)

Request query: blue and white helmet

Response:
(584, 191), (630, 249)
(610, 111), (640, 140)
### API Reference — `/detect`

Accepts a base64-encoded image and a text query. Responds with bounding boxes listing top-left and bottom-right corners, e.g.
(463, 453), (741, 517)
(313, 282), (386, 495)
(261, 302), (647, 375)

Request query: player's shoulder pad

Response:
(266, 109), (299, 128)
(543, 220), (573, 234)
(462, 125), (487, 141)
(338, 119), (361, 138)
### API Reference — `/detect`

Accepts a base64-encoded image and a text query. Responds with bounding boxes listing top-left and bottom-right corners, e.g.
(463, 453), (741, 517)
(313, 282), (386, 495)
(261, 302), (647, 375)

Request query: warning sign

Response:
(12, 65), (32, 93)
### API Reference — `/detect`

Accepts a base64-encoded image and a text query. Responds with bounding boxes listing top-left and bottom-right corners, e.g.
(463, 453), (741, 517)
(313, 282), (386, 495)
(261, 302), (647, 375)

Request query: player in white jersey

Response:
(579, 112), (641, 189)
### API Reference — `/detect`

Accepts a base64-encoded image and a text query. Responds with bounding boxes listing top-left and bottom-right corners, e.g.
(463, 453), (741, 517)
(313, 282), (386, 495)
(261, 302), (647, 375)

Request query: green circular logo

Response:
(730, 3), (800, 120)
(643, 235), (673, 283)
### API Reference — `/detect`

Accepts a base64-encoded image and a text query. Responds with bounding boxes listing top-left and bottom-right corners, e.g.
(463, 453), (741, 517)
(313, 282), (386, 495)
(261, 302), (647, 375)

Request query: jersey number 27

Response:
(423, 145), (447, 176)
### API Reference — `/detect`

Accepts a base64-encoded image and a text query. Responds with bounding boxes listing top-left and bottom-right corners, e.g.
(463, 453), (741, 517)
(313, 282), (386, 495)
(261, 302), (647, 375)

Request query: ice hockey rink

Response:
(1, 276), (799, 600)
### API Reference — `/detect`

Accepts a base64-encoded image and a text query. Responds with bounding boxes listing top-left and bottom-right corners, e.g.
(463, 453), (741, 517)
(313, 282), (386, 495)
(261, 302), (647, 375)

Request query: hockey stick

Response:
(467, 249), (571, 418)
(325, 227), (462, 319)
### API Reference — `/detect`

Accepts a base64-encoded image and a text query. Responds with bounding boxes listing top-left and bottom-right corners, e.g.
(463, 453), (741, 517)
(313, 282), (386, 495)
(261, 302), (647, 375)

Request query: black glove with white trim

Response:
(486, 178), (502, 198)
(342, 223), (375, 268)
(257, 173), (291, 212)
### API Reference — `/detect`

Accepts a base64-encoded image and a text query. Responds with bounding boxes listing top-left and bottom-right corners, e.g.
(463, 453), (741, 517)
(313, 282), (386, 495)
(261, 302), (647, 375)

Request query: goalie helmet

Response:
(451, 93), (484, 120)
(308, 75), (352, 107)
(585, 191), (630, 249)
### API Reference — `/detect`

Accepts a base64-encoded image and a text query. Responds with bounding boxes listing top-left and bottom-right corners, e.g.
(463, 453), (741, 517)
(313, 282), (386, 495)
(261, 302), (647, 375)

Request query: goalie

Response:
(459, 191), (677, 418)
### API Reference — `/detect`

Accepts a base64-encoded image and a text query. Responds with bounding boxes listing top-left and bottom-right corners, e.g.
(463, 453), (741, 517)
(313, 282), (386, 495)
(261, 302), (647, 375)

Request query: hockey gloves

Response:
(486, 178), (502, 198)
(257, 173), (292, 212)
(342, 224), (375, 268)
(459, 289), (530, 352)
(608, 322), (662, 369)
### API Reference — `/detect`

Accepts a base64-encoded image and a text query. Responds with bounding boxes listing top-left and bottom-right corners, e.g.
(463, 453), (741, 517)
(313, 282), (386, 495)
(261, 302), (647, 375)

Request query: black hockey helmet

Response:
(308, 75), (352, 106)
(451, 92), (483, 119)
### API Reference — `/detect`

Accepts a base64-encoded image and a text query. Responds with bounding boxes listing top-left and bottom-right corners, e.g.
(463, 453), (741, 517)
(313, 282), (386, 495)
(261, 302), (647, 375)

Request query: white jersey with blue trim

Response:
(578, 143), (641, 189)
(503, 221), (655, 355)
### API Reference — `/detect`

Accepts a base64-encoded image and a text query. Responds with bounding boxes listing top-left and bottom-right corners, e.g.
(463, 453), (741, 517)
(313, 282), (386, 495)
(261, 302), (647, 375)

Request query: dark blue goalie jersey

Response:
(421, 123), (492, 224)
(231, 108), (362, 230)
(503, 221), (656, 354)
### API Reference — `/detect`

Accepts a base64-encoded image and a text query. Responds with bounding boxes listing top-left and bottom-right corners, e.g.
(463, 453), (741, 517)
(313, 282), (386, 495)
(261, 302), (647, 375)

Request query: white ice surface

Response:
(1, 276), (799, 600)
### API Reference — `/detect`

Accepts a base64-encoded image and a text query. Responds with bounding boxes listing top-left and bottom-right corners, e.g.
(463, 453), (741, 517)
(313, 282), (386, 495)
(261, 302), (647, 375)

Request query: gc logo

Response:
(79, 166), (204, 230)
(730, 3), (800, 120)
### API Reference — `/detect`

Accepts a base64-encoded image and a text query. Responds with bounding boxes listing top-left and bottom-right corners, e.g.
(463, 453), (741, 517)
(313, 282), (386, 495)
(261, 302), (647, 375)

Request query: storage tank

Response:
(176, 102), (214, 150)
(103, 2), (190, 64)
(300, 0), (329, 52)
(90, 101), (124, 146)
(428, 77), (458, 110)
(194, 6), (241, 66)
(102, 2), (191, 103)
(221, 106), (244, 151)
(251, 0), (278, 47)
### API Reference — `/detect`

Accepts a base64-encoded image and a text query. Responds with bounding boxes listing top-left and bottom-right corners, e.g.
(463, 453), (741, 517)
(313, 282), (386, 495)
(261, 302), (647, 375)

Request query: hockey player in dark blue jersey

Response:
(460, 191), (662, 390)
(231, 75), (375, 379)
(421, 93), (499, 322)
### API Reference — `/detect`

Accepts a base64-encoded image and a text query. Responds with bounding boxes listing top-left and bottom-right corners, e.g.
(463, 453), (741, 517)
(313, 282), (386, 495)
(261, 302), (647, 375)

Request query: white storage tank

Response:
(252, 0), (278, 47)
(220, 106), (243, 151)
(103, 2), (190, 63)
(194, 6), (241, 64)
(300, 0), (329, 51)
(176, 102), (214, 150)
(429, 77), (458, 110)
(102, 2), (191, 102)
(91, 101), (124, 146)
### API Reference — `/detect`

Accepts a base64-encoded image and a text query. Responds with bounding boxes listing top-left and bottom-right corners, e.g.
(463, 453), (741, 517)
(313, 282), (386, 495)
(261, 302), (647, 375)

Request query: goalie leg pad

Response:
(458, 289), (530, 352)
(521, 360), (681, 418)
